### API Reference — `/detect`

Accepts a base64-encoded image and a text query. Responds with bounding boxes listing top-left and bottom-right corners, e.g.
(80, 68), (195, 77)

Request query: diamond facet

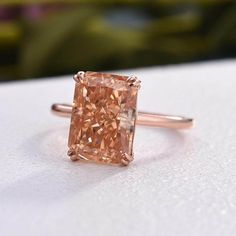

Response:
(68, 71), (140, 165)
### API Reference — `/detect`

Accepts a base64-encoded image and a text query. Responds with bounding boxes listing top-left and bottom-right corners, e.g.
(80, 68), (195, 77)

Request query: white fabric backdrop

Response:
(0, 60), (236, 236)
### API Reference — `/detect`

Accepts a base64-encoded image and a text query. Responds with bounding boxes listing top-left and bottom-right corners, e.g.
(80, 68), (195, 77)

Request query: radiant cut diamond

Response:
(68, 71), (140, 165)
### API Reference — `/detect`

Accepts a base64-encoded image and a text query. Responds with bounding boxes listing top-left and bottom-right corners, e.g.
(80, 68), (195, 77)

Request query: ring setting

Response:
(52, 71), (194, 166)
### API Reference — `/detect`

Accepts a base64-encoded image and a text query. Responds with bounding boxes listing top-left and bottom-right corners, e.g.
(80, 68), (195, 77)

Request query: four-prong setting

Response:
(50, 71), (194, 166)
(68, 71), (140, 166)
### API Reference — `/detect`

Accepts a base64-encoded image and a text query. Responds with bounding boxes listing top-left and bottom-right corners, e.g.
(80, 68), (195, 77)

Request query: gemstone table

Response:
(0, 60), (236, 236)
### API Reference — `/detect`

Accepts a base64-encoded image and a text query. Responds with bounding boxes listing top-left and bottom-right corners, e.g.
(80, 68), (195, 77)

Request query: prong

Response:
(127, 76), (141, 89)
(73, 74), (80, 83)
(67, 148), (78, 161)
(121, 153), (134, 166)
(121, 159), (129, 166)
(73, 71), (85, 83)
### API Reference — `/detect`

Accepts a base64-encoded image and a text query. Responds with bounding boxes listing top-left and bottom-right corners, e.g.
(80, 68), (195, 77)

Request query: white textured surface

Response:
(0, 60), (236, 236)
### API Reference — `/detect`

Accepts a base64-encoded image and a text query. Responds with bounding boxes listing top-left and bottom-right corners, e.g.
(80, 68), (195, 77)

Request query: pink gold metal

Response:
(51, 71), (194, 166)
(51, 103), (193, 129)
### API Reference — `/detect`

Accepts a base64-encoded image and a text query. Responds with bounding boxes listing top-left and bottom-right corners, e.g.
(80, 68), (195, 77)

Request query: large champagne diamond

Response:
(68, 71), (140, 165)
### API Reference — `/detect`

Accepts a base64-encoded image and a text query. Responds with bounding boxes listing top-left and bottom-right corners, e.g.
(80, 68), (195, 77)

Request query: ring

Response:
(51, 71), (194, 166)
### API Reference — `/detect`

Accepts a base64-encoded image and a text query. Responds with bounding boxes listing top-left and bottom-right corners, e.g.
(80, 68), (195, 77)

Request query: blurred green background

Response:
(0, 1), (236, 81)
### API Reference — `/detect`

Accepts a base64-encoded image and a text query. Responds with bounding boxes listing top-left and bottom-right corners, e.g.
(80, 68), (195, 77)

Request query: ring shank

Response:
(51, 103), (193, 129)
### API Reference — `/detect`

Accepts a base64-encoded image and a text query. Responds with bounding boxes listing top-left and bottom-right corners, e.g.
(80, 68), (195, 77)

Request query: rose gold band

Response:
(51, 103), (193, 129)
